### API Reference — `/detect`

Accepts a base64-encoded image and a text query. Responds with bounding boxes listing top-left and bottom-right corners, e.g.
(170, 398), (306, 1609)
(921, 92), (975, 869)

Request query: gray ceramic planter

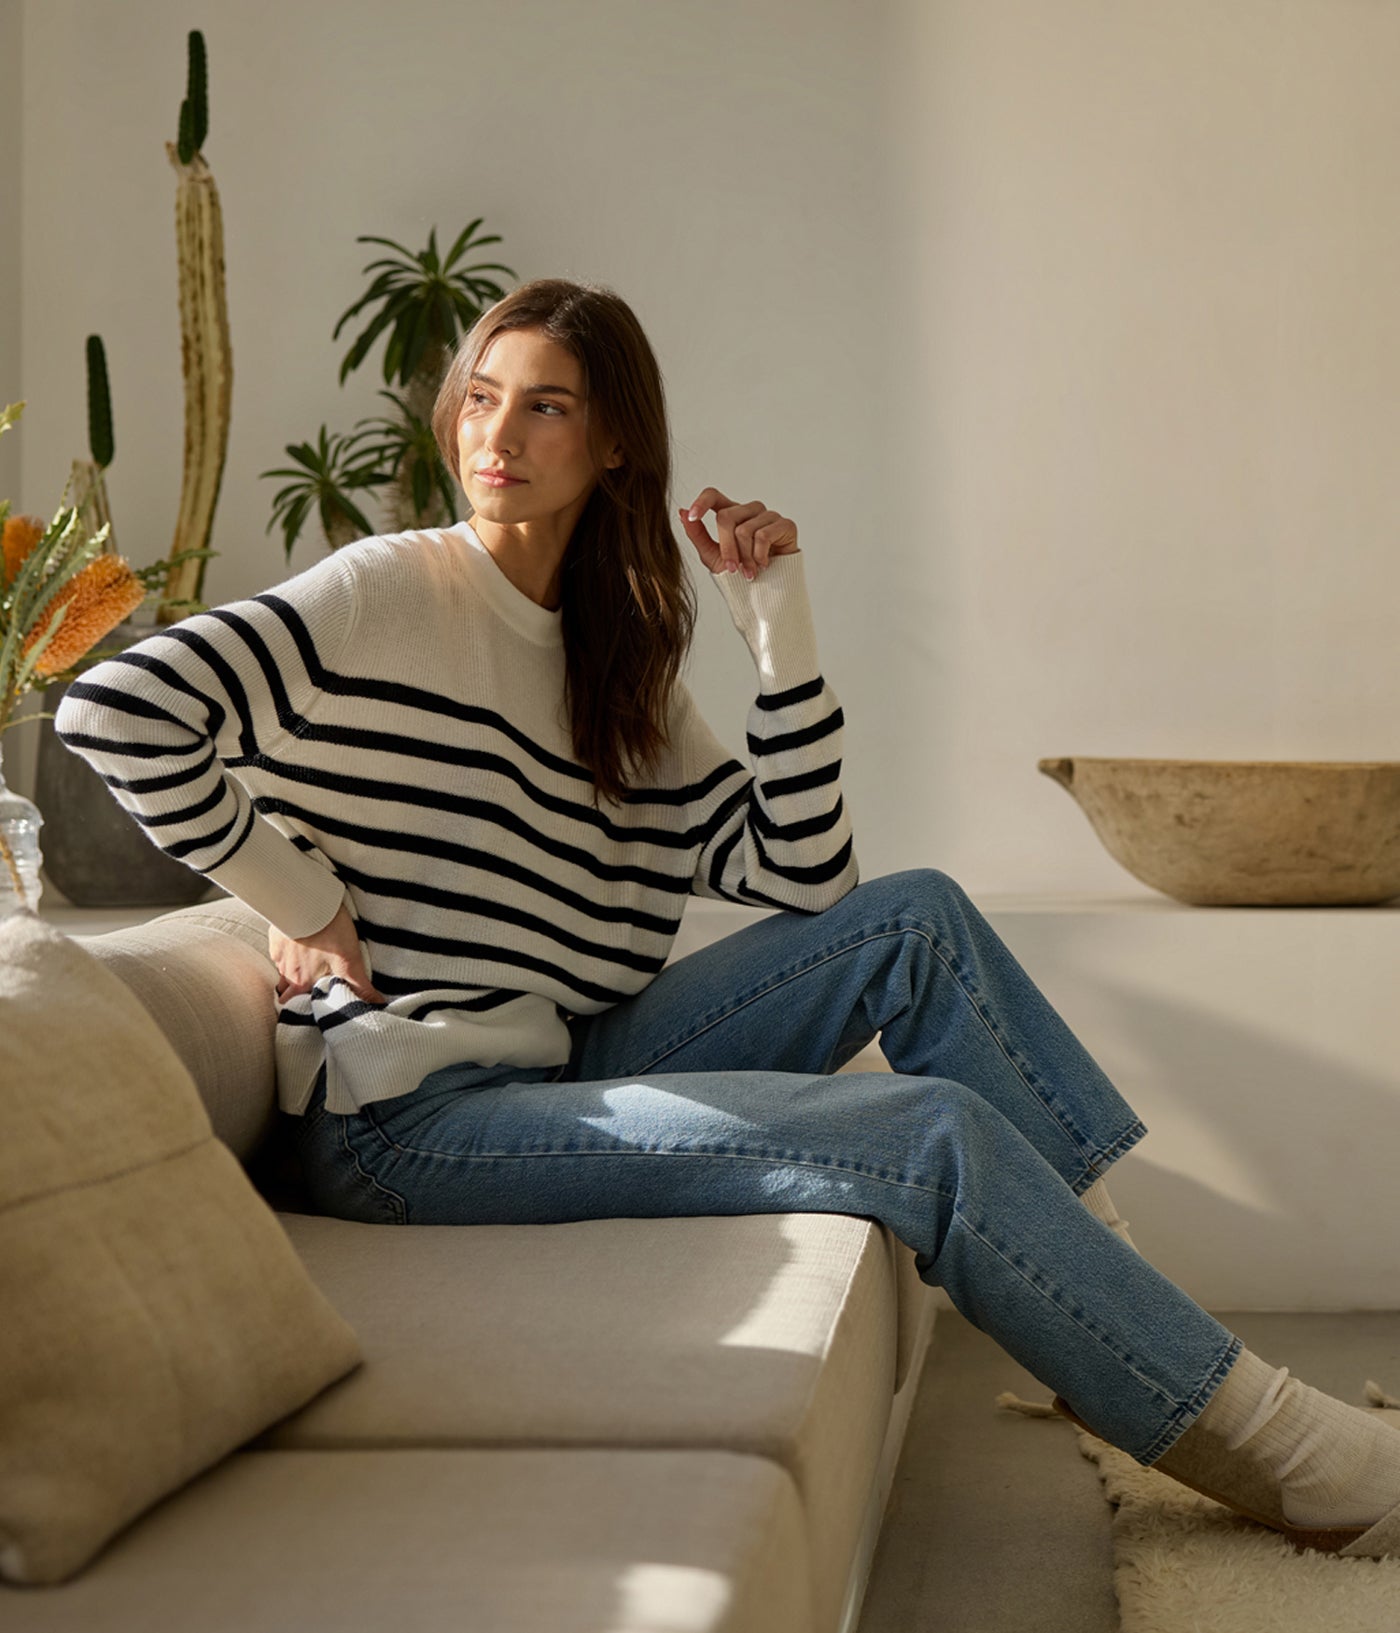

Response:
(34, 621), (216, 909)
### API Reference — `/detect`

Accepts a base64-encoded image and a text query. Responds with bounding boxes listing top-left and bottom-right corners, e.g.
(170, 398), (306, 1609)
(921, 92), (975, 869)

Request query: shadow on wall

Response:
(1065, 975), (1398, 1312)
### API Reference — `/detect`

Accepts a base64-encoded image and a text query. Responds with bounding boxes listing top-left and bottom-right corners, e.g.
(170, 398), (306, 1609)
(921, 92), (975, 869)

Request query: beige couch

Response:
(4, 895), (938, 1633)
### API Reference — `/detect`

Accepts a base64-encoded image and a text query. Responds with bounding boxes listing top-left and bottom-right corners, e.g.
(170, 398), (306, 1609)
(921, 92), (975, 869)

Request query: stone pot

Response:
(1038, 757), (1400, 906)
(34, 620), (217, 909)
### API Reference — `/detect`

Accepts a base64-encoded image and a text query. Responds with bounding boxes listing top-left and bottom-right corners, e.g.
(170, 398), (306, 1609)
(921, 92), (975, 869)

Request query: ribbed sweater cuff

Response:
(711, 553), (821, 693)
(206, 816), (349, 939)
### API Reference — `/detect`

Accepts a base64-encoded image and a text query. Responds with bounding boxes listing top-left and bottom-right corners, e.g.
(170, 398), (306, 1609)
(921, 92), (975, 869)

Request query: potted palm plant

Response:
(262, 222), (515, 559)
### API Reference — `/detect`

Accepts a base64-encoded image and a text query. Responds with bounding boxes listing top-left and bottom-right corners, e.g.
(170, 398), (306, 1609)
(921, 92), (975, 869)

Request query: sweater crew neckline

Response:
(449, 521), (564, 646)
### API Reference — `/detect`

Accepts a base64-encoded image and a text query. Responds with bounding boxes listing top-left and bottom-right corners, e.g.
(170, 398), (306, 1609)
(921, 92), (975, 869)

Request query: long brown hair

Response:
(433, 279), (695, 803)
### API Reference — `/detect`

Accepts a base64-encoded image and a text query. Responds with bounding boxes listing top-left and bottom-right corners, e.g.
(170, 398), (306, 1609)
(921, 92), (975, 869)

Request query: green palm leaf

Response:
(441, 218), (486, 268)
(259, 424), (392, 560)
(332, 222), (517, 389)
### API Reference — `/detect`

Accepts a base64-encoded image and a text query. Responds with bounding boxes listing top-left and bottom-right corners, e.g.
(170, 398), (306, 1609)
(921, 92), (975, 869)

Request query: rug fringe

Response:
(1364, 1379), (1400, 1409)
(995, 1390), (1061, 1418)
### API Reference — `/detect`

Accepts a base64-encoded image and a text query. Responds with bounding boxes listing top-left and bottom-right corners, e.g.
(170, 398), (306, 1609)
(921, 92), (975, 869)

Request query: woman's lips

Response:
(476, 469), (526, 487)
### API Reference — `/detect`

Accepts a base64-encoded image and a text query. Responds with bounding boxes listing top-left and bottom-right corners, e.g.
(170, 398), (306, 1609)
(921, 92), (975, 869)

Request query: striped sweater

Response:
(55, 522), (858, 1115)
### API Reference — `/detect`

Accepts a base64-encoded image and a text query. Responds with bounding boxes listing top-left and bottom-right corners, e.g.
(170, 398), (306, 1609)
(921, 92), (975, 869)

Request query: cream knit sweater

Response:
(55, 523), (857, 1114)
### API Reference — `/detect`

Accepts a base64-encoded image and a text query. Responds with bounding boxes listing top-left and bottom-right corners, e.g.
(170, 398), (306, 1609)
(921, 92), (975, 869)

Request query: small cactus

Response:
(177, 30), (208, 164)
(86, 335), (114, 469)
(71, 336), (117, 555)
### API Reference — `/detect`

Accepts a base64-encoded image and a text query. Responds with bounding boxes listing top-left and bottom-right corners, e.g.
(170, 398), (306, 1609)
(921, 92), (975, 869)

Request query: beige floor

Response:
(856, 1307), (1400, 1633)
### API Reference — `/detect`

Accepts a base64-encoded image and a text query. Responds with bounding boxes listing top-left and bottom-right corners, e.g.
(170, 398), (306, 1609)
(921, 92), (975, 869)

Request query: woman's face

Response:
(456, 327), (621, 541)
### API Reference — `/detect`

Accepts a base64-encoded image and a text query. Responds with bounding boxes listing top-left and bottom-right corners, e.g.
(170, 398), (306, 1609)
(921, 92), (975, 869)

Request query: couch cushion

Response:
(0, 1448), (813, 1633)
(266, 1210), (895, 1633)
(77, 896), (279, 1161)
(0, 912), (362, 1586)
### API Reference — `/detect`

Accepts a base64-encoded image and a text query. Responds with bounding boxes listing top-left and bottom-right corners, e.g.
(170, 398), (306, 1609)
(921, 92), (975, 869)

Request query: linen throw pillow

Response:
(0, 910), (362, 1585)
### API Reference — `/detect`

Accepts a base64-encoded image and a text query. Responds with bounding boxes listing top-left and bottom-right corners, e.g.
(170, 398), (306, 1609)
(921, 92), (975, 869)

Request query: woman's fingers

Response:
(677, 507), (723, 573)
(680, 491), (796, 579)
(275, 963), (385, 1006)
(269, 909), (386, 1006)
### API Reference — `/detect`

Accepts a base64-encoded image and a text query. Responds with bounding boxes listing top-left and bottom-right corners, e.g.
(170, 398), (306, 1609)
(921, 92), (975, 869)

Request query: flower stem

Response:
(0, 820), (29, 907)
(0, 712), (34, 907)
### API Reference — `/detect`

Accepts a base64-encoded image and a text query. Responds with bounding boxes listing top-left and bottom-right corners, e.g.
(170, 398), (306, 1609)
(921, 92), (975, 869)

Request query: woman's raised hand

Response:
(268, 901), (386, 1006)
(678, 489), (799, 580)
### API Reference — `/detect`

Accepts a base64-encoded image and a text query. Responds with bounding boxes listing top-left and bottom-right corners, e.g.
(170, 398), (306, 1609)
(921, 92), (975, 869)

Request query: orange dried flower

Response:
(2, 513), (44, 589)
(25, 554), (146, 676)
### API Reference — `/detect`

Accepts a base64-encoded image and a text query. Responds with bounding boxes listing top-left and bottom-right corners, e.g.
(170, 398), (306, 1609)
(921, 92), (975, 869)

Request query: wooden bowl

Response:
(1037, 757), (1400, 905)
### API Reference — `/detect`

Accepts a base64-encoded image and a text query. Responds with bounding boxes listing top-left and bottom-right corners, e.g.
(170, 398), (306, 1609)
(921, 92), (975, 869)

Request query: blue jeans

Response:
(294, 868), (1240, 1463)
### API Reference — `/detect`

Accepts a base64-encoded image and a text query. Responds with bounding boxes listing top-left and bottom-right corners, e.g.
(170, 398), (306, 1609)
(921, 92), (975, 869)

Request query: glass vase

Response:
(0, 737), (44, 918)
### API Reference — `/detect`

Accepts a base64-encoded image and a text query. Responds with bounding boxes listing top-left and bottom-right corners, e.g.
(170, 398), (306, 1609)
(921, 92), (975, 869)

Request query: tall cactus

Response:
(159, 29), (231, 624)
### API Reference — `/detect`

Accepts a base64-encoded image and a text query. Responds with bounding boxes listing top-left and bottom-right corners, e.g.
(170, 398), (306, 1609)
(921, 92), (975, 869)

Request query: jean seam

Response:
(345, 1124), (961, 1195)
(628, 925), (895, 1071)
(635, 919), (1094, 1160)
(336, 1115), (409, 1224)
(899, 916), (1097, 1156)
(955, 1203), (1184, 1417)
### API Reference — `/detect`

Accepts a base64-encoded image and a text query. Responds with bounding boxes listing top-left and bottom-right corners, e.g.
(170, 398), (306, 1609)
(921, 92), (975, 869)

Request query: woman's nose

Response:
(484, 404), (521, 454)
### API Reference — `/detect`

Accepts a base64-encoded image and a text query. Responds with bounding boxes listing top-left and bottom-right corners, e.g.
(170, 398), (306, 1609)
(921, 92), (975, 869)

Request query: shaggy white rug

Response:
(1075, 1406), (1400, 1633)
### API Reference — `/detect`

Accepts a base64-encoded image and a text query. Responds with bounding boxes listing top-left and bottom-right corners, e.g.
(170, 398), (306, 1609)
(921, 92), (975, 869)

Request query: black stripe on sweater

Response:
(354, 917), (642, 1006)
(53, 731), (209, 762)
(131, 780), (229, 832)
(104, 650), (230, 737)
(746, 707), (843, 758)
(259, 592), (595, 783)
(204, 801), (259, 873)
(99, 743), (219, 797)
(239, 757), (714, 869)
(706, 825), (745, 896)
(60, 680), (196, 736)
(760, 761), (841, 801)
(349, 883), (673, 974)
(750, 830), (854, 886)
(154, 625), (265, 756)
(750, 794), (845, 845)
(253, 793), (693, 901)
(275, 724), (728, 847)
(331, 854), (682, 941)
(753, 676), (826, 712)
(369, 974), (524, 1007)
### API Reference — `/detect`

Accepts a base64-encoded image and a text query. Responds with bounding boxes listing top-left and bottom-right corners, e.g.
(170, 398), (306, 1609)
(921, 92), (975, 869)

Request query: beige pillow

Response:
(0, 910), (362, 1585)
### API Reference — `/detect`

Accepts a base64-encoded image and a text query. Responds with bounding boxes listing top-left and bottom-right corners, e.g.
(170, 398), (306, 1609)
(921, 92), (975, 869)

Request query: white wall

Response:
(14, 2), (1400, 899)
(887, 0), (1400, 896)
(0, 1), (18, 504)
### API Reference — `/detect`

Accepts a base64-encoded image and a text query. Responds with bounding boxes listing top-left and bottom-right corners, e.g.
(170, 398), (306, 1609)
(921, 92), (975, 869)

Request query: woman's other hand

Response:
(268, 902), (386, 1005)
(678, 489), (799, 581)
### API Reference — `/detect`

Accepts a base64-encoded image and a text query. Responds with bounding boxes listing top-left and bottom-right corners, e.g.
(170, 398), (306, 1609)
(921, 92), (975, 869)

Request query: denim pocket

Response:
(297, 1100), (408, 1225)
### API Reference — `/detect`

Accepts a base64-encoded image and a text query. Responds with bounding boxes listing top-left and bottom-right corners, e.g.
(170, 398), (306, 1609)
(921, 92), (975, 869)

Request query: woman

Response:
(56, 278), (1400, 1559)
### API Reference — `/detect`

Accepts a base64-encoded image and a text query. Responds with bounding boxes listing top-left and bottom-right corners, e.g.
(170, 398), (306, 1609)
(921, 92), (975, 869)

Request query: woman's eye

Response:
(535, 401), (563, 415)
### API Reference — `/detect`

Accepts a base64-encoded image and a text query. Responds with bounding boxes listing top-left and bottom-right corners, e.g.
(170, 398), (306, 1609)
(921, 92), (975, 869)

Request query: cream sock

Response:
(1080, 1177), (1137, 1251)
(1194, 1345), (1400, 1528)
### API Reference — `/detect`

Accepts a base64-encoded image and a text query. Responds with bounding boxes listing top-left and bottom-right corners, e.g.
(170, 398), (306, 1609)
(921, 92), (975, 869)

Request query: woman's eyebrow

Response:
(470, 372), (581, 399)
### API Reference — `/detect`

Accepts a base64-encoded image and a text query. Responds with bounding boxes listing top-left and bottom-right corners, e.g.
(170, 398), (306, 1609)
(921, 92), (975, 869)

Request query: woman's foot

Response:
(1059, 1346), (1400, 1557)
(1080, 1176), (1137, 1250)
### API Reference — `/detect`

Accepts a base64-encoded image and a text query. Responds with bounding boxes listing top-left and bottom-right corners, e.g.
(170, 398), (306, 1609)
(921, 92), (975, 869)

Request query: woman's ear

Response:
(603, 440), (625, 470)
